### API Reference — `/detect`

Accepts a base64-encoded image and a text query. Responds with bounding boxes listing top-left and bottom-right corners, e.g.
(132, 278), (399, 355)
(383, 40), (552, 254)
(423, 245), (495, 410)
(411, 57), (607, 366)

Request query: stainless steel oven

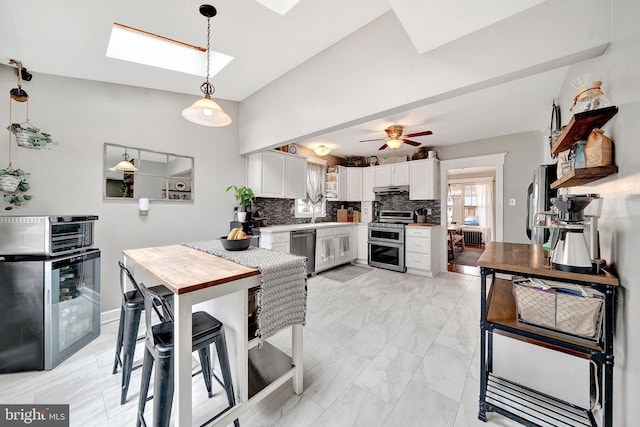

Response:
(0, 215), (98, 256)
(367, 210), (413, 272)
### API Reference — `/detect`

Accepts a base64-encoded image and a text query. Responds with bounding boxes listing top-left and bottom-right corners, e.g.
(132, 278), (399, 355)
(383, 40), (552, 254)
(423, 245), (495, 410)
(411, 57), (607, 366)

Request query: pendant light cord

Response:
(200, 15), (215, 97)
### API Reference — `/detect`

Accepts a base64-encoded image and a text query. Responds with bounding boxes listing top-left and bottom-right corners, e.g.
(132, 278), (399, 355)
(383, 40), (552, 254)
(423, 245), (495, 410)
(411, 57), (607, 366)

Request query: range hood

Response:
(373, 185), (409, 195)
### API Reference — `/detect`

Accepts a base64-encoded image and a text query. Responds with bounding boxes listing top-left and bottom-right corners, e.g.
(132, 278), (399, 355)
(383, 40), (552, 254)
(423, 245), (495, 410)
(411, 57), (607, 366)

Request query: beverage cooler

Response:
(0, 216), (100, 373)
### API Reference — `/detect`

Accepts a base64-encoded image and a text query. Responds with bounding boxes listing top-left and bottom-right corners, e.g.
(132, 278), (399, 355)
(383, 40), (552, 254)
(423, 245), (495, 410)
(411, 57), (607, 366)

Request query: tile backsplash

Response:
(253, 195), (440, 225)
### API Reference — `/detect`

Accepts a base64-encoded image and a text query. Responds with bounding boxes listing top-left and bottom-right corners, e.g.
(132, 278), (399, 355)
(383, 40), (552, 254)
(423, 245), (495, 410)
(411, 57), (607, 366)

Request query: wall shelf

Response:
(551, 106), (618, 155)
(550, 165), (618, 189)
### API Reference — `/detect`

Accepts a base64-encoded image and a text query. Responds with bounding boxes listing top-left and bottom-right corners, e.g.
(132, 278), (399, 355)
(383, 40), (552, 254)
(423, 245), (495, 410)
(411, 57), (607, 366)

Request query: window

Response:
(295, 161), (326, 218)
(463, 184), (479, 226)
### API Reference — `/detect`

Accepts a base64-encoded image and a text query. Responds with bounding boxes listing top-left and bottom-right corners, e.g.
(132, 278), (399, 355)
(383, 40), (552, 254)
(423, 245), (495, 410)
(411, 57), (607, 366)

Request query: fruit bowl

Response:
(220, 236), (252, 251)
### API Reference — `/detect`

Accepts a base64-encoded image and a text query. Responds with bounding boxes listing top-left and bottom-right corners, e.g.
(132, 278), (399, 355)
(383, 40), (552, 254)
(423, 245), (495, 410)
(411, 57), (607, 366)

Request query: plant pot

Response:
(0, 175), (20, 192)
(237, 212), (247, 222)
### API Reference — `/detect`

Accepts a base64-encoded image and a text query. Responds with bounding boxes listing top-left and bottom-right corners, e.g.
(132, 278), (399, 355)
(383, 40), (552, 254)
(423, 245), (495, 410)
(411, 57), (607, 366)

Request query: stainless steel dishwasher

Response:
(290, 229), (316, 275)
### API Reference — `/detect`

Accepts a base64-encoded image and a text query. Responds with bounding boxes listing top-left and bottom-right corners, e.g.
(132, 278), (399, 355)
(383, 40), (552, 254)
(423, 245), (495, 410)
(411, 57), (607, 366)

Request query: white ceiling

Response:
(1, 0), (570, 157)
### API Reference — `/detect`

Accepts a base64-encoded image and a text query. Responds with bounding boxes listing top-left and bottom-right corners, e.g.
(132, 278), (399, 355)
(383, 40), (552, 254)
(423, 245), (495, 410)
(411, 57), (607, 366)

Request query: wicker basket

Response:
(14, 128), (35, 148)
(0, 174), (21, 192)
(513, 279), (604, 343)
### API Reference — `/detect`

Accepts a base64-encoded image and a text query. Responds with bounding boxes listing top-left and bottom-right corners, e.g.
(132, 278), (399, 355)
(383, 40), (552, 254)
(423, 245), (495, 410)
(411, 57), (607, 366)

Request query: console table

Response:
(478, 242), (618, 427)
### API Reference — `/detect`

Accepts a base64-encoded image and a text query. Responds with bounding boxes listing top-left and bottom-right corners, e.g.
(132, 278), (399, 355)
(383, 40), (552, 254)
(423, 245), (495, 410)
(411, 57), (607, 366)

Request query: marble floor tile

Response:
(383, 380), (459, 427)
(311, 383), (393, 427)
(242, 384), (322, 427)
(354, 344), (421, 405)
(412, 342), (473, 402)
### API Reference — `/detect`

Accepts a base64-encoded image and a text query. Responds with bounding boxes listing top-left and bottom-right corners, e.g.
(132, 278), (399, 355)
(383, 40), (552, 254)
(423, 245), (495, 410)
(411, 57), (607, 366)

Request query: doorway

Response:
(446, 167), (496, 275)
(439, 153), (506, 274)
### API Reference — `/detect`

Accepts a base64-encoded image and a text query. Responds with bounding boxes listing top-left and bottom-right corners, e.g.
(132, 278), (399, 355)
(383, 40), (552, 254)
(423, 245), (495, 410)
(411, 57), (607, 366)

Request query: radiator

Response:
(463, 229), (483, 246)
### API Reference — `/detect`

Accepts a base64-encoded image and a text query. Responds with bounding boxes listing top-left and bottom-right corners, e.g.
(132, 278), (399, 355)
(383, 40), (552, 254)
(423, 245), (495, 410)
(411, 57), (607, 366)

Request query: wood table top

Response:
(123, 244), (260, 295)
(478, 242), (619, 286)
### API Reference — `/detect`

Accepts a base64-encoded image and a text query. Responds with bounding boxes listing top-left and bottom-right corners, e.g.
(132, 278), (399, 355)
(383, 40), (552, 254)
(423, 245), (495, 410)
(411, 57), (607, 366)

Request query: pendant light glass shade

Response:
(386, 138), (403, 149)
(182, 97), (231, 126)
(113, 160), (138, 172)
(313, 145), (331, 156)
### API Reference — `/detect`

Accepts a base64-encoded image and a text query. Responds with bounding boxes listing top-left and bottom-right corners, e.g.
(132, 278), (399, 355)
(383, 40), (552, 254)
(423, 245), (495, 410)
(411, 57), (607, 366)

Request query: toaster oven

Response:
(0, 215), (98, 257)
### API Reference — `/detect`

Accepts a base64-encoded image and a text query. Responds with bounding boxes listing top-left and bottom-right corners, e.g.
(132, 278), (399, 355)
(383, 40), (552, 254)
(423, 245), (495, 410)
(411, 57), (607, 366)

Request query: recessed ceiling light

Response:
(105, 23), (233, 77)
(253, 0), (301, 15)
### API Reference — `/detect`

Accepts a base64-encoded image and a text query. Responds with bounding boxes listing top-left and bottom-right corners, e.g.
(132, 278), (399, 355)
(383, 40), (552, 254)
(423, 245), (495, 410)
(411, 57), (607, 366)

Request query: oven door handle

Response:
(368, 240), (404, 248)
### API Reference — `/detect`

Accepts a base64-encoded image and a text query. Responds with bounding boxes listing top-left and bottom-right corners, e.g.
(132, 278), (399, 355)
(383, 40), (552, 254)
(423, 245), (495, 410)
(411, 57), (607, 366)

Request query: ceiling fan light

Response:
(313, 145), (331, 156)
(386, 138), (403, 149)
(182, 97), (232, 126)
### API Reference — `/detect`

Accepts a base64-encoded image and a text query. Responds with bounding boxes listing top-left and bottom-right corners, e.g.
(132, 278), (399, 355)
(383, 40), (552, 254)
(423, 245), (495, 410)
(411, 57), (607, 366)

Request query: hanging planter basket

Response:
(0, 174), (21, 192)
(7, 122), (54, 149)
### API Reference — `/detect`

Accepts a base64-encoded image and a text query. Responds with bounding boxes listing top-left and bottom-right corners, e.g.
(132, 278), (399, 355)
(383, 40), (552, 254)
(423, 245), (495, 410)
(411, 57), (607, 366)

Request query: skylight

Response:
(105, 23), (233, 77)
(253, 0), (302, 15)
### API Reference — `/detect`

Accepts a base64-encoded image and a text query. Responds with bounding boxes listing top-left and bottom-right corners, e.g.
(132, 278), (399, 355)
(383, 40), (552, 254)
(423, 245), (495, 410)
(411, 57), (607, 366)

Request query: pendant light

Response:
(113, 149), (138, 171)
(182, 4), (231, 127)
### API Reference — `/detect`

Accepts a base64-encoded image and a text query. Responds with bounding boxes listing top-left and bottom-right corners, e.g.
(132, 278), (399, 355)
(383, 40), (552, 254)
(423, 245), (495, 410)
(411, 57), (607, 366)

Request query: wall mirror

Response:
(103, 143), (194, 201)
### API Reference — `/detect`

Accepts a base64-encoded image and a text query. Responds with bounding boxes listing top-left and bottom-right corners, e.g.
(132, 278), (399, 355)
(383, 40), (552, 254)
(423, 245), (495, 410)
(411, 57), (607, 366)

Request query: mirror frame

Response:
(103, 143), (194, 202)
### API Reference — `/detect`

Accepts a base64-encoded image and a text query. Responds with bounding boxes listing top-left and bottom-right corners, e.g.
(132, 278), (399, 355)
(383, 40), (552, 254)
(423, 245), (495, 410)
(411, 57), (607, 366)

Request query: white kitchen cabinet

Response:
(361, 168), (375, 202)
(285, 155), (307, 199)
(374, 163), (409, 186)
(405, 226), (440, 277)
(247, 151), (306, 199)
(373, 164), (392, 186)
(356, 224), (369, 264)
(409, 158), (439, 200)
(259, 231), (290, 253)
(346, 167), (362, 201)
(315, 226), (355, 273)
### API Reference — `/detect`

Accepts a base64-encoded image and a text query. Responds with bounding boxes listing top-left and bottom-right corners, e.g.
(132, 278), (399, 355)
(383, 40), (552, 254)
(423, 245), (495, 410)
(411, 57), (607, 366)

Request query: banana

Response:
(237, 230), (246, 239)
(227, 227), (242, 240)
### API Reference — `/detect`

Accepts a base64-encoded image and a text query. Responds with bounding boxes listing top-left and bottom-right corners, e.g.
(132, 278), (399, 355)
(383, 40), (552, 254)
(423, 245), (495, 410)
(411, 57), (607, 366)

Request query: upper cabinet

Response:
(409, 159), (439, 200)
(346, 167), (362, 201)
(550, 106), (618, 189)
(247, 151), (307, 199)
(362, 167), (375, 202)
(374, 163), (409, 187)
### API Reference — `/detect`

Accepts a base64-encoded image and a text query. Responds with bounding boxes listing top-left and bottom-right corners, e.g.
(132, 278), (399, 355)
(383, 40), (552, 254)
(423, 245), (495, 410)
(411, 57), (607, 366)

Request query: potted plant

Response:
(7, 122), (54, 149)
(0, 166), (32, 210)
(226, 185), (254, 221)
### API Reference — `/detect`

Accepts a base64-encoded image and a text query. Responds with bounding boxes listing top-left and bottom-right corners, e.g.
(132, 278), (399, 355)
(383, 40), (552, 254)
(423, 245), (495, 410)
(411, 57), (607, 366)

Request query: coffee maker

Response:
(549, 194), (603, 274)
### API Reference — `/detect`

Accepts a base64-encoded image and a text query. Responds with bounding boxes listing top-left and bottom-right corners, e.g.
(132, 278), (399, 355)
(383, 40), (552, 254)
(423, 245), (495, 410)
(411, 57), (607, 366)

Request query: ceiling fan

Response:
(359, 125), (433, 150)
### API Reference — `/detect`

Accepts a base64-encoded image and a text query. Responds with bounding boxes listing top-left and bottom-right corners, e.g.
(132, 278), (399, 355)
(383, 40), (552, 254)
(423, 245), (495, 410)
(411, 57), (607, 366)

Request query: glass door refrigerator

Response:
(0, 249), (100, 373)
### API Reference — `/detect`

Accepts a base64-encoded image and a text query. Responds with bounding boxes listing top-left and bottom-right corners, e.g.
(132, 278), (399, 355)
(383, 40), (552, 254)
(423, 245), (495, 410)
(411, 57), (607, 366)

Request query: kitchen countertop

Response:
(258, 222), (358, 233)
(407, 223), (440, 227)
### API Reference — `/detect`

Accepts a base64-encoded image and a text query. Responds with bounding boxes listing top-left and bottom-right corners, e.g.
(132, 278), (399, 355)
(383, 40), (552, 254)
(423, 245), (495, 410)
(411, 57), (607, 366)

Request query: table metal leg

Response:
(292, 324), (304, 394)
(174, 292), (193, 427)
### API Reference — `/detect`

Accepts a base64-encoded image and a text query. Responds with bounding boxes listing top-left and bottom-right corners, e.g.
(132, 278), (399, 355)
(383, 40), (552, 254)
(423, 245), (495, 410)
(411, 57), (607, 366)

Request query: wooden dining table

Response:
(122, 244), (304, 427)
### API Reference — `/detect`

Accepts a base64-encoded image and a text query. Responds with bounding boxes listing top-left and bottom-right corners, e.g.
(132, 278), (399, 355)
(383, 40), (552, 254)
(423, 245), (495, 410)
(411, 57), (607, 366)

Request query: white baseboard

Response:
(101, 308), (120, 325)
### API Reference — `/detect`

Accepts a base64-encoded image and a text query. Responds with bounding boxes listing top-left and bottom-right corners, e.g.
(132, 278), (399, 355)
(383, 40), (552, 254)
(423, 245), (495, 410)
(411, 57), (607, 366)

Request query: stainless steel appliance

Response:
(0, 249), (101, 372)
(549, 194), (602, 274)
(0, 215), (98, 256)
(0, 215), (100, 373)
(368, 210), (414, 272)
(526, 165), (557, 244)
(373, 185), (409, 195)
(290, 229), (316, 275)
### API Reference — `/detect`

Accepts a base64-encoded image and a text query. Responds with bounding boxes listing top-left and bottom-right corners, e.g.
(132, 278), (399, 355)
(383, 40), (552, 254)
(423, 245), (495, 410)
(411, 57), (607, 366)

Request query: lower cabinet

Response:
(259, 231), (290, 253)
(356, 224), (368, 265)
(405, 226), (440, 277)
(315, 227), (354, 273)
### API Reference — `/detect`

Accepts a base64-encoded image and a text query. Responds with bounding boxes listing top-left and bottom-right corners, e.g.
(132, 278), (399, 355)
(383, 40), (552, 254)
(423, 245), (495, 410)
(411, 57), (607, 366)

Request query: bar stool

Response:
(113, 262), (174, 404)
(121, 263), (239, 427)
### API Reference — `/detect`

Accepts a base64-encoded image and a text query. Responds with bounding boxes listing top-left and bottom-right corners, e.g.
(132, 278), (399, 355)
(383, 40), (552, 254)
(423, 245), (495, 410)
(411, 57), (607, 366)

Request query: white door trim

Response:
(439, 152), (506, 273)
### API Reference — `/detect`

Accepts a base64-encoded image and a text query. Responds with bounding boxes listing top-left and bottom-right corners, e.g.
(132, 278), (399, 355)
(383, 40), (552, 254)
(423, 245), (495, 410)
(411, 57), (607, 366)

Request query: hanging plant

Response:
(7, 122), (54, 149)
(0, 166), (32, 210)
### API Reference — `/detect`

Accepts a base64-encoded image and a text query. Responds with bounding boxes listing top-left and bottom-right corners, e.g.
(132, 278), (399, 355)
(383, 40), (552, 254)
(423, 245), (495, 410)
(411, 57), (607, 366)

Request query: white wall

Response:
(0, 66), (245, 313)
(440, 131), (545, 243)
(551, 0), (640, 423)
(239, 0), (611, 154)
